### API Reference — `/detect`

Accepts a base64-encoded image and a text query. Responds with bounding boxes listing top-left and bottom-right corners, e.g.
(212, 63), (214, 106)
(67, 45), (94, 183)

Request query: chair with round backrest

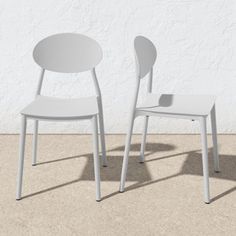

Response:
(119, 36), (220, 204)
(16, 33), (107, 202)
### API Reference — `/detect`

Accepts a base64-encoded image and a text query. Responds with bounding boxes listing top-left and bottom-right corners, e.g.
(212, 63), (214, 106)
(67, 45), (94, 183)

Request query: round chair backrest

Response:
(33, 33), (103, 73)
(134, 36), (157, 79)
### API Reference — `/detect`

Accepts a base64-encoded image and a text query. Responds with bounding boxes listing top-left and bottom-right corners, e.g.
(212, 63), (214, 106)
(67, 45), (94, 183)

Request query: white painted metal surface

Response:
(134, 36), (157, 79)
(91, 116), (101, 201)
(120, 36), (220, 203)
(137, 93), (216, 117)
(16, 116), (27, 200)
(200, 117), (210, 203)
(16, 33), (107, 201)
(33, 33), (103, 73)
(21, 95), (98, 120)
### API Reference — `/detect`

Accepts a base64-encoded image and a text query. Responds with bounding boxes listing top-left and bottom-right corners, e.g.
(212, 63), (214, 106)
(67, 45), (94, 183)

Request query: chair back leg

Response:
(98, 105), (107, 167)
(210, 105), (220, 172)
(32, 120), (38, 166)
(140, 116), (149, 163)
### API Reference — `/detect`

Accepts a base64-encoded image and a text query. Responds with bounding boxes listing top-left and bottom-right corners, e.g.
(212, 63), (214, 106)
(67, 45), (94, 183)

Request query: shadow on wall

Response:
(23, 142), (236, 203)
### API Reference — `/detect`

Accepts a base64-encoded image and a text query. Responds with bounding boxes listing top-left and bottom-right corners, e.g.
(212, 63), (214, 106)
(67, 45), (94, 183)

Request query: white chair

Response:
(16, 33), (107, 202)
(119, 36), (220, 204)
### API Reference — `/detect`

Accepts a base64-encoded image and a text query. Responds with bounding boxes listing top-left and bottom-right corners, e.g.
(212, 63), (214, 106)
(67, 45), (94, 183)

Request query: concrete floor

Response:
(0, 134), (236, 235)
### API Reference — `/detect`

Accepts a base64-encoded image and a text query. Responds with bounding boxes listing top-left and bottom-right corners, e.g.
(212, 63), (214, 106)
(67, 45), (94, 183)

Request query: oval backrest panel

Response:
(134, 36), (157, 79)
(33, 33), (103, 73)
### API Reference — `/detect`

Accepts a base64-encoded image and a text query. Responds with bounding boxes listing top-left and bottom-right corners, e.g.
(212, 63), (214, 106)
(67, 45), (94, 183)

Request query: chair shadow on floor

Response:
(22, 142), (173, 199)
(23, 142), (236, 203)
(98, 147), (236, 202)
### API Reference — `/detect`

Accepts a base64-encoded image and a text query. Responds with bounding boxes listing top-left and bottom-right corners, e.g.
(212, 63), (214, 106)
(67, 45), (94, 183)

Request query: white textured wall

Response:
(1, 0), (236, 133)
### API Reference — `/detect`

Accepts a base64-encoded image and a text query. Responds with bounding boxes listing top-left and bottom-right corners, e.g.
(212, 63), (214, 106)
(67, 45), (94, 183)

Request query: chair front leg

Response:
(119, 113), (136, 192)
(98, 105), (107, 167)
(92, 116), (101, 201)
(32, 120), (38, 166)
(210, 105), (220, 172)
(140, 116), (149, 163)
(200, 117), (210, 204)
(16, 115), (27, 200)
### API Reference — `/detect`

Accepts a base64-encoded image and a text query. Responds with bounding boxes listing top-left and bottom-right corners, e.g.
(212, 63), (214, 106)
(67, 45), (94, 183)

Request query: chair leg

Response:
(210, 105), (220, 172)
(140, 116), (149, 163)
(92, 116), (101, 201)
(98, 111), (107, 167)
(16, 115), (27, 200)
(200, 117), (210, 204)
(32, 120), (38, 166)
(119, 114), (135, 192)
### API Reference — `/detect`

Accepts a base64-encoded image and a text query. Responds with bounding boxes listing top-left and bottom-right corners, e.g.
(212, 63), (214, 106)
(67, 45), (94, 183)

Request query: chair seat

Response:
(21, 95), (98, 120)
(137, 94), (216, 117)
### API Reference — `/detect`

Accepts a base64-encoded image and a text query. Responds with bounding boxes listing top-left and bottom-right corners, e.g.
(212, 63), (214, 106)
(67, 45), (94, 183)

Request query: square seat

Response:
(21, 95), (99, 120)
(137, 94), (216, 117)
